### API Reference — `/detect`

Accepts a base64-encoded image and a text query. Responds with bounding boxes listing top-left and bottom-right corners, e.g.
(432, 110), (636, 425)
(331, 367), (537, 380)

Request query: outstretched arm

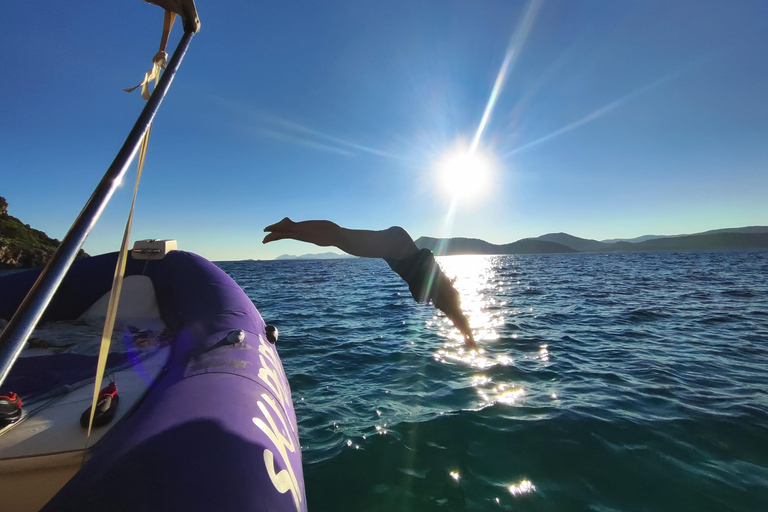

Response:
(263, 218), (419, 260)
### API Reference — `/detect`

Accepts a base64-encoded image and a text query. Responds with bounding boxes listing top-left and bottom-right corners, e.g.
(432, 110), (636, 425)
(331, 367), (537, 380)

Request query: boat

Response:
(0, 242), (306, 511)
(0, 2), (306, 510)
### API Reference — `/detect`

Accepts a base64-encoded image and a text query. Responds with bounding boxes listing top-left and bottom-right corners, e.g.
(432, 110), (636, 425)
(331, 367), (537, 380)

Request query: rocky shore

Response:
(0, 196), (88, 270)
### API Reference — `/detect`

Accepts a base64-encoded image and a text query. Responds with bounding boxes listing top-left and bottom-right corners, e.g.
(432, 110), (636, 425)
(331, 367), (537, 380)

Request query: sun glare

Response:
(437, 149), (493, 201)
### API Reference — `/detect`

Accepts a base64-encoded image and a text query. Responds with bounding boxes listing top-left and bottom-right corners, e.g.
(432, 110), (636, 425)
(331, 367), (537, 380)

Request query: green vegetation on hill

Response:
(0, 196), (88, 269)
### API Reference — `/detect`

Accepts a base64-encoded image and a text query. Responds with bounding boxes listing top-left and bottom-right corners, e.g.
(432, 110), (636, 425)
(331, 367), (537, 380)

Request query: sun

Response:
(437, 148), (493, 201)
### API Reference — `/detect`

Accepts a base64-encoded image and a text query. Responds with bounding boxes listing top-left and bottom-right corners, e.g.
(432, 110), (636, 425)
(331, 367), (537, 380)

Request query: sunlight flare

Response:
(472, 0), (543, 153)
(437, 149), (493, 202)
(502, 68), (686, 159)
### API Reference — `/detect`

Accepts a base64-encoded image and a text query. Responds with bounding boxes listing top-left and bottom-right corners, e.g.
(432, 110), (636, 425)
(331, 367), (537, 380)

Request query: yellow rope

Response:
(123, 11), (177, 100)
(85, 11), (174, 438)
(85, 126), (151, 437)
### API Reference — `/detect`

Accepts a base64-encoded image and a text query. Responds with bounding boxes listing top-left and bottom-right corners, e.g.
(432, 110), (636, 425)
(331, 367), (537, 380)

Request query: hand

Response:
(451, 313), (476, 349)
(144, 0), (201, 33)
(430, 278), (476, 349)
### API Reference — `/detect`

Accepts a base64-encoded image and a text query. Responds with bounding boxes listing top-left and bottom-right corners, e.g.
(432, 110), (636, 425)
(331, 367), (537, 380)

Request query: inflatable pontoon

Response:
(0, 242), (305, 511)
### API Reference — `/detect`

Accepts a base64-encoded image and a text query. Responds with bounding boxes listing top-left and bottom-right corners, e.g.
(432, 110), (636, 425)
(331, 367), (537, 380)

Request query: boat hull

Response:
(0, 251), (306, 512)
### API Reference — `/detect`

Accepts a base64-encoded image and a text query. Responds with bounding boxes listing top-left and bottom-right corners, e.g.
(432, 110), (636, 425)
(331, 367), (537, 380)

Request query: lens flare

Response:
(437, 149), (493, 202)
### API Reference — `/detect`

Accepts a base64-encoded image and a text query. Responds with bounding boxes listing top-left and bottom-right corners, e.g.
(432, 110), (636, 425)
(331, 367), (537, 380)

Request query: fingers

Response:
(455, 320), (475, 349)
(442, 310), (476, 348)
(428, 285), (477, 349)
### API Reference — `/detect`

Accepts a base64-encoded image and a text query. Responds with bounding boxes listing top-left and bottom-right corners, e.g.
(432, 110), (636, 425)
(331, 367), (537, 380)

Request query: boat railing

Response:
(0, 30), (196, 389)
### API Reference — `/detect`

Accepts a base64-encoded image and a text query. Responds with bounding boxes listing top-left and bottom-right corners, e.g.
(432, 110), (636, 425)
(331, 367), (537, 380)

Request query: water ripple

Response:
(219, 250), (768, 511)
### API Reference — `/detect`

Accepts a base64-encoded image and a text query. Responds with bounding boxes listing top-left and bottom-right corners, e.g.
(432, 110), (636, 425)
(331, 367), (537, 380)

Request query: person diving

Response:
(263, 218), (476, 349)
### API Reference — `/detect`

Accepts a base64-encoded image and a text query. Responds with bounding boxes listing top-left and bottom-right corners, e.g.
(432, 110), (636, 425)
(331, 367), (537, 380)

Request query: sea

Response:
(218, 250), (768, 512)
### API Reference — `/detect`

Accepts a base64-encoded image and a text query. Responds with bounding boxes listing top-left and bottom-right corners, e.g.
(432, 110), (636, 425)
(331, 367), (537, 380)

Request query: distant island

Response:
(273, 226), (768, 260)
(0, 196), (88, 270)
(275, 252), (355, 261)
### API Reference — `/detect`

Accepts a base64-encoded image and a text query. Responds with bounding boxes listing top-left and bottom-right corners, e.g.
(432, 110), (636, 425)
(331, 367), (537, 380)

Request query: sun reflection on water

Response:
(496, 385), (525, 405)
(509, 479), (536, 497)
(471, 374), (525, 407)
(439, 255), (503, 337)
(434, 346), (498, 369)
(430, 255), (514, 370)
(426, 255), (532, 417)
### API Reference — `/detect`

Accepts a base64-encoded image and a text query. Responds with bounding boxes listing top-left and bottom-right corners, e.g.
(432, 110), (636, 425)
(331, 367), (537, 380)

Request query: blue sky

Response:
(2, 0), (766, 261)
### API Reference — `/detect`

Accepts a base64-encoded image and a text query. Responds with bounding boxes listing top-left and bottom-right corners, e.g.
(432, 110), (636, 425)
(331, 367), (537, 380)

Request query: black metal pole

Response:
(0, 30), (196, 388)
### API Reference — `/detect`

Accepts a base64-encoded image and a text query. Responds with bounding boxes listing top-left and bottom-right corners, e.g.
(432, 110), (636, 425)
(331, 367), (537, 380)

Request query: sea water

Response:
(218, 250), (768, 512)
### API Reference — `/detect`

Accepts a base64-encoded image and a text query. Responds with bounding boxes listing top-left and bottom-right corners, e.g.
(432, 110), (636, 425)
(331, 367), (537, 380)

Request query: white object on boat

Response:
(131, 239), (177, 260)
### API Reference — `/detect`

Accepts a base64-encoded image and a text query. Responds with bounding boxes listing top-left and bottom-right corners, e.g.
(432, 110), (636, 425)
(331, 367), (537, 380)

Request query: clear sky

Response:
(2, 0), (766, 261)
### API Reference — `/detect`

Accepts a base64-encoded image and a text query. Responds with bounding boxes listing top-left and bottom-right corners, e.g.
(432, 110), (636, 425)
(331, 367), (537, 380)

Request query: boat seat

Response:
(78, 275), (163, 330)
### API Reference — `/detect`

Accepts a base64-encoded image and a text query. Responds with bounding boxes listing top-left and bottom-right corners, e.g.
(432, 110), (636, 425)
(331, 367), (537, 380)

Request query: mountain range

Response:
(416, 226), (768, 256)
(275, 226), (768, 259)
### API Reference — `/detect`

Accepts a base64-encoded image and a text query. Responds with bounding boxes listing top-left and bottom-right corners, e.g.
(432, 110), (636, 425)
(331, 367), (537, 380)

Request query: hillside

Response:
(600, 226), (768, 244)
(603, 232), (768, 252)
(411, 227), (768, 257)
(535, 233), (607, 252)
(415, 236), (577, 255)
(0, 196), (88, 269)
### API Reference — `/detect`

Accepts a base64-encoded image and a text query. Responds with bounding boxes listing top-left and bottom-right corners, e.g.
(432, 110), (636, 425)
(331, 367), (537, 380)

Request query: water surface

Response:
(219, 250), (768, 511)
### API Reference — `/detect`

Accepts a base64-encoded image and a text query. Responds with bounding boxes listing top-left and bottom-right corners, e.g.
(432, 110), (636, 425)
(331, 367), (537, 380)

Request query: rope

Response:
(85, 10), (175, 439)
(85, 126), (151, 438)
(123, 11), (177, 100)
